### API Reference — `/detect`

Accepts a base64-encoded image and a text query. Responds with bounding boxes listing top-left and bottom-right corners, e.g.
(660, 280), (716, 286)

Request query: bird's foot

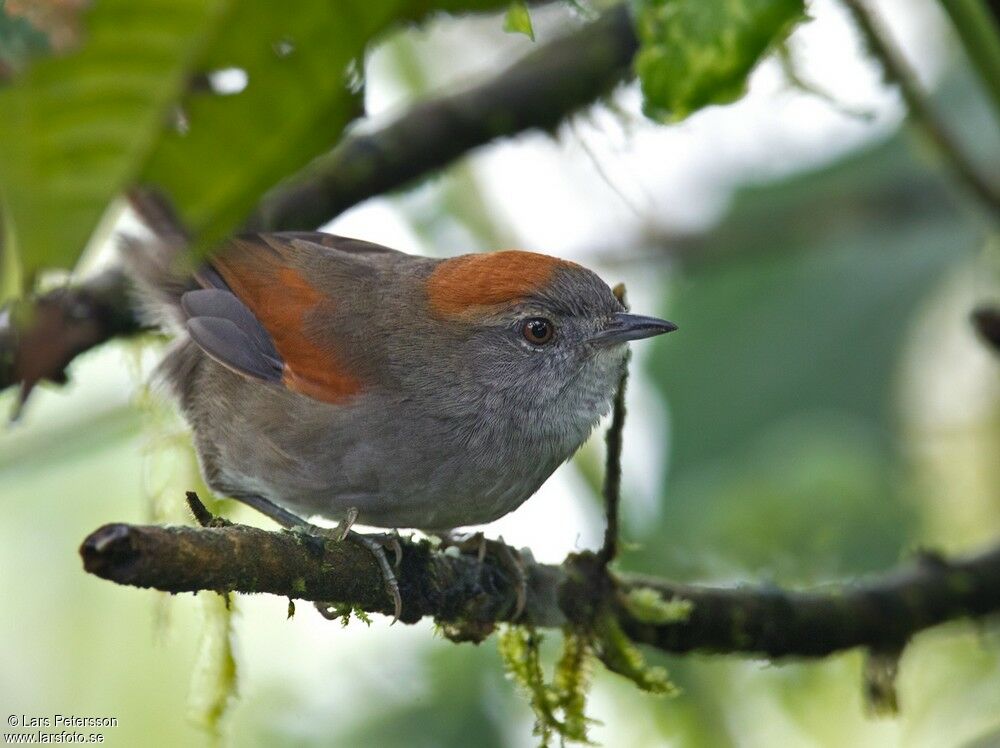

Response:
(437, 532), (527, 621)
(228, 494), (403, 622)
(309, 519), (403, 623)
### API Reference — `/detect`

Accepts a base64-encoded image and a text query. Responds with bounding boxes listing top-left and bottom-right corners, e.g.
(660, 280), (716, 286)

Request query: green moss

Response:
(594, 611), (677, 696)
(863, 649), (900, 716)
(623, 588), (694, 625)
(497, 626), (595, 746)
(317, 602), (373, 627)
(552, 631), (594, 743)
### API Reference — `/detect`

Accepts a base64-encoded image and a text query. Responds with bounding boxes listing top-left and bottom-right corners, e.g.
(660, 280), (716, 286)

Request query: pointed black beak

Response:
(589, 313), (678, 345)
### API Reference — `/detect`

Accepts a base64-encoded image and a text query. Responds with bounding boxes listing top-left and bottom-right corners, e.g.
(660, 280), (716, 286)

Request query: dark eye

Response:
(522, 317), (554, 345)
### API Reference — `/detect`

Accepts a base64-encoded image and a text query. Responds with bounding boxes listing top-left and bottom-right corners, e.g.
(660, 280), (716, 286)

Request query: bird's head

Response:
(418, 250), (676, 437)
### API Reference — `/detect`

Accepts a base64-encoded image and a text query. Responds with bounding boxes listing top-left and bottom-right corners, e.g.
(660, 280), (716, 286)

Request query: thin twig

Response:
(597, 361), (629, 566)
(972, 304), (1000, 353)
(936, 0), (1000, 124)
(597, 283), (631, 566)
(842, 0), (1000, 218)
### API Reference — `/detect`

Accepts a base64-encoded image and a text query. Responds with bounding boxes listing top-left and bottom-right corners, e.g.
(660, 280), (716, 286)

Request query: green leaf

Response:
(139, 0), (391, 256)
(0, 0), (226, 284)
(634, 0), (806, 121)
(503, 0), (535, 41)
(0, 0), (510, 289)
(141, 0), (509, 259)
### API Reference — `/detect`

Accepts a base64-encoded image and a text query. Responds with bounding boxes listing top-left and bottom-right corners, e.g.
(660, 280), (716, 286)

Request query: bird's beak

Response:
(589, 313), (678, 345)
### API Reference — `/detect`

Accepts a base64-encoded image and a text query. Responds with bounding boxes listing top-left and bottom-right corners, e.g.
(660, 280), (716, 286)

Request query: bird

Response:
(128, 231), (676, 618)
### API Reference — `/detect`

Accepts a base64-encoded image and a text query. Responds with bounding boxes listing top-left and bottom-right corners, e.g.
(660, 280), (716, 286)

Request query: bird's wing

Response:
(181, 232), (397, 403)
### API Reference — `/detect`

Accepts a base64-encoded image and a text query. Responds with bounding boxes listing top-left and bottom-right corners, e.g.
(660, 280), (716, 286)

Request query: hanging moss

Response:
(551, 630), (595, 743)
(863, 649), (901, 716)
(498, 626), (596, 746)
(593, 611), (677, 696)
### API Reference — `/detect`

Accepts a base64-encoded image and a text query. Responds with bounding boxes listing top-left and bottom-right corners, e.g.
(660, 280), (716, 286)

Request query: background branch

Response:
(246, 5), (637, 232)
(0, 269), (147, 412)
(80, 518), (1000, 658)
(936, 0), (1000, 122)
(843, 0), (1000, 218)
(973, 304), (1000, 354)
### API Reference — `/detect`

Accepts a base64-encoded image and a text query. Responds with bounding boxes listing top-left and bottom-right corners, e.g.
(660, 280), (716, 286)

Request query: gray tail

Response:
(119, 234), (208, 409)
(118, 234), (197, 331)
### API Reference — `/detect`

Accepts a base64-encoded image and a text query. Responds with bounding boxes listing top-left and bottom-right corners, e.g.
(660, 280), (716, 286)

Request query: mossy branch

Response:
(80, 518), (1000, 658)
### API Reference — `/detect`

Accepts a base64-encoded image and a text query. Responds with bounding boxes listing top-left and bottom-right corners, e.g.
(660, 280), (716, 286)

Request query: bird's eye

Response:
(522, 317), (554, 345)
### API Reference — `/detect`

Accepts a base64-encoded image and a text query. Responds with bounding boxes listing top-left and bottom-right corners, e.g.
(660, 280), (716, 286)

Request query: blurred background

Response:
(1, 0), (999, 745)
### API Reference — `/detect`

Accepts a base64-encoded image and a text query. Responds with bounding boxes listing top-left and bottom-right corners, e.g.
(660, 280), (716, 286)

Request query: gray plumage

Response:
(126, 232), (674, 531)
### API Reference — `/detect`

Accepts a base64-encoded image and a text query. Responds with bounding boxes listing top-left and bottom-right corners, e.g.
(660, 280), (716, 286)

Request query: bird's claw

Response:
(437, 532), (527, 621)
(231, 494), (402, 621)
(308, 516), (403, 623)
(344, 529), (403, 623)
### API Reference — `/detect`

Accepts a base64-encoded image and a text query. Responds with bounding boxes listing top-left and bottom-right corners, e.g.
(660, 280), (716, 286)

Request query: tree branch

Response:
(0, 268), (147, 413)
(247, 6), (637, 232)
(1, 6), (638, 401)
(972, 304), (1000, 354)
(79, 518), (1000, 657)
(79, 520), (564, 628)
(843, 0), (1000, 219)
(936, 0), (1000, 124)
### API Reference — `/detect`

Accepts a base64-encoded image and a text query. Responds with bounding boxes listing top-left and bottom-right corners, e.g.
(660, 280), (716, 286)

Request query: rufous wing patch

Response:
(210, 237), (362, 403)
(426, 250), (576, 318)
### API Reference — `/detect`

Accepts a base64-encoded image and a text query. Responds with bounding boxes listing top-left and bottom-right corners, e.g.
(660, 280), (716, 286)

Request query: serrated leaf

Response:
(503, 0), (534, 41)
(634, 0), (805, 121)
(0, 0), (226, 285)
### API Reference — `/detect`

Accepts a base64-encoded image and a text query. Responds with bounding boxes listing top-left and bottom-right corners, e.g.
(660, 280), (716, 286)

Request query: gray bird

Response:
(130, 231), (676, 616)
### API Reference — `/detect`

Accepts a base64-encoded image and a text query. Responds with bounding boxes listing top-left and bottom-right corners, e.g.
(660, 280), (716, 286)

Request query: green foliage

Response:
(497, 626), (595, 746)
(593, 612), (677, 695)
(0, 0), (223, 285)
(634, 0), (805, 121)
(0, 0), (507, 291)
(637, 136), (974, 582)
(138, 0), (404, 260)
(503, 0), (535, 41)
